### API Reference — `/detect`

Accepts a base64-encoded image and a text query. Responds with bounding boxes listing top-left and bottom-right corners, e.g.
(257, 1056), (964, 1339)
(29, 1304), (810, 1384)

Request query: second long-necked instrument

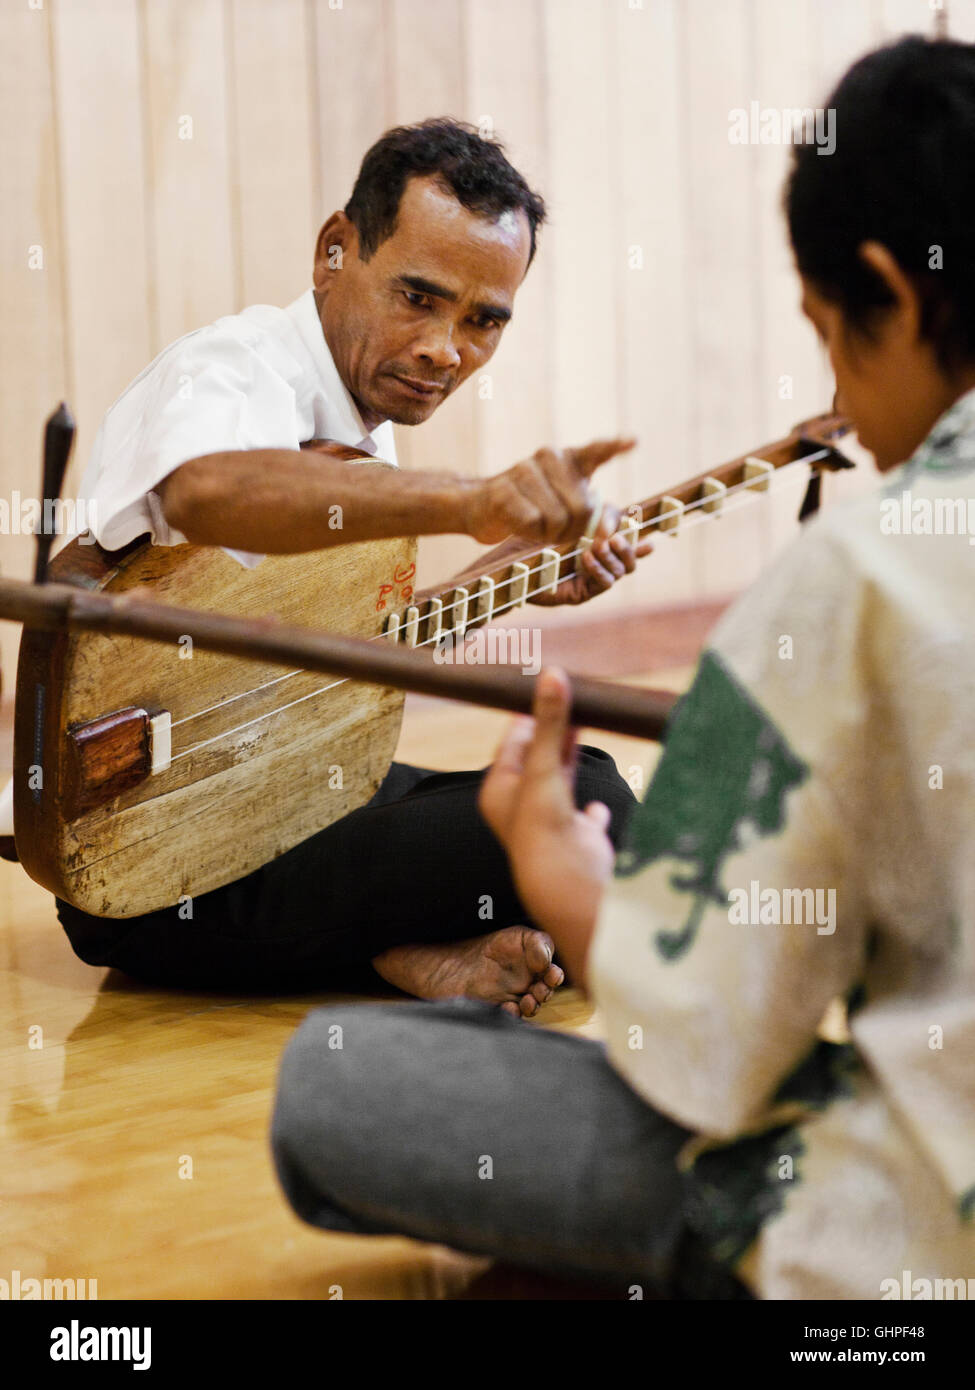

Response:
(7, 407), (852, 917)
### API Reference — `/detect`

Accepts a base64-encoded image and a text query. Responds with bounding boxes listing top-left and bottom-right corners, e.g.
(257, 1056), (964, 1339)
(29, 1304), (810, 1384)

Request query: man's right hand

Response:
(463, 437), (636, 546)
(157, 436), (637, 556)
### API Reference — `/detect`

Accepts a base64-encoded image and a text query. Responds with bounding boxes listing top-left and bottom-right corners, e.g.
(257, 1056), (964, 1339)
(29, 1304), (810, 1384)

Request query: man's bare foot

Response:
(372, 927), (565, 1018)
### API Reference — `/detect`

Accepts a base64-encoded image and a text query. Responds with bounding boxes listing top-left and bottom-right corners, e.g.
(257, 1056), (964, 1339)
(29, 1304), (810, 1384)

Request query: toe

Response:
(500, 1001), (522, 1018)
(542, 963), (565, 989)
(523, 930), (555, 977)
(530, 980), (552, 1004)
(519, 993), (539, 1018)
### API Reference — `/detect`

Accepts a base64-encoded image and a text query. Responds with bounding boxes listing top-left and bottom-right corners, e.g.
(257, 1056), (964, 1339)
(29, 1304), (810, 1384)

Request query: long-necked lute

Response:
(5, 409), (851, 916)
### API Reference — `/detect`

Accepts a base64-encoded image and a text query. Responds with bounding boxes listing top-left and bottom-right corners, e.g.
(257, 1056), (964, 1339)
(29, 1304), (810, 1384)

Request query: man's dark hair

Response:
(345, 117), (547, 267)
(785, 36), (975, 370)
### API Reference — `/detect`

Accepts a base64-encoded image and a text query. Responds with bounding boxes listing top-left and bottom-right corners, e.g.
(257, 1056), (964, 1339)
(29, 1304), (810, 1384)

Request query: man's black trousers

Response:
(56, 748), (637, 992)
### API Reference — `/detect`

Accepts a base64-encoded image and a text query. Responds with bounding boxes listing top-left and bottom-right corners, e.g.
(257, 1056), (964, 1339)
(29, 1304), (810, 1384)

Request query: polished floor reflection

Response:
(0, 660), (686, 1300)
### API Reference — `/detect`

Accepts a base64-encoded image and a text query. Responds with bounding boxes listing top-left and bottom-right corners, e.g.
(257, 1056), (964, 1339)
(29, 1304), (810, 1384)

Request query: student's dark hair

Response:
(785, 36), (975, 370)
(345, 117), (547, 267)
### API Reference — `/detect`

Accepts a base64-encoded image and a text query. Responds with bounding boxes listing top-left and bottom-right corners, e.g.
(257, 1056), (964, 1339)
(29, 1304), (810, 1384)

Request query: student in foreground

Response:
(271, 37), (975, 1298)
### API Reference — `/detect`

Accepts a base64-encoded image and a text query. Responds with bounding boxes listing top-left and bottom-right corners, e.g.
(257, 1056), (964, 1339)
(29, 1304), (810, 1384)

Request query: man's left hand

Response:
(528, 518), (653, 606)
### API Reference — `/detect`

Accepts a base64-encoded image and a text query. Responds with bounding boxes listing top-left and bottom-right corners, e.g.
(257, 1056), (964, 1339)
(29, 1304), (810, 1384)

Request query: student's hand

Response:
(479, 668), (615, 986)
(464, 437), (637, 547)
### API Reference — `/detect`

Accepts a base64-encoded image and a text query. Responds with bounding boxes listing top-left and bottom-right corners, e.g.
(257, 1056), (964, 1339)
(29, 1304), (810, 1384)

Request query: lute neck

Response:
(387, 411), (852, 650)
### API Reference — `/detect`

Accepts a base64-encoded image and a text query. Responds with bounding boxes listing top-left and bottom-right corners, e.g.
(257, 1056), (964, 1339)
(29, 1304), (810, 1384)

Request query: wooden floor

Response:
(0, 612), (706, 1300)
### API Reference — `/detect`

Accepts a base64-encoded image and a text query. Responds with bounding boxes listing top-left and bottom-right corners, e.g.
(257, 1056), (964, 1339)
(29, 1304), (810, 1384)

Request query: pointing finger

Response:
(568, 437), (637, 480)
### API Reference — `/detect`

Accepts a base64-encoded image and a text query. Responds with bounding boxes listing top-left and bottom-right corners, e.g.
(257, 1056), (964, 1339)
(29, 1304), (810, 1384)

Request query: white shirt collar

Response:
(286, 289), (396, 460)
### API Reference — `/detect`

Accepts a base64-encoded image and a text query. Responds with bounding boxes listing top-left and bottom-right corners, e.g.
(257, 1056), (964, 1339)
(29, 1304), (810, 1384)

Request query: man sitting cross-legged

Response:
(49, 117), (647, 1010)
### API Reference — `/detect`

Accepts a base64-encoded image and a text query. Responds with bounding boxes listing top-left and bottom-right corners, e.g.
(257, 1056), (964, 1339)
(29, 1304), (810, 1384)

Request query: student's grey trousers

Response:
(270, 997), (753, 1298)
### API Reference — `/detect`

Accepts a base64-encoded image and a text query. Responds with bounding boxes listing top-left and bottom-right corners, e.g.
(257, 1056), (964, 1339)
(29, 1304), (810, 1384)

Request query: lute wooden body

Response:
(15, 455), (415, 917)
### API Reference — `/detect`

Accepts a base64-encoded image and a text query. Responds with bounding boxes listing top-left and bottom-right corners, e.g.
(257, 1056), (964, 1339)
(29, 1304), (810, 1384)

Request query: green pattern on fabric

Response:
(908, 385), (975, 472)
(959, 1186), (975, 1222)
(615, 649), (809, 961)
(687, 1041), (857, 1269)
(773, 1038), (859, 1110)
(684, 1126), (806, 1268)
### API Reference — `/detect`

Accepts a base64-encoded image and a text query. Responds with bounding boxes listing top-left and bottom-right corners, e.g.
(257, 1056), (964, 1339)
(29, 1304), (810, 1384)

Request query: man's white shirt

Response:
(0, 291), (398, 823)
(76, 288), (398, 565)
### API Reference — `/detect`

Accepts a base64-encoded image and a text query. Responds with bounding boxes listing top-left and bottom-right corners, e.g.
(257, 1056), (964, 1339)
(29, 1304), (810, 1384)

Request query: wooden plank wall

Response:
(1, 0), (969, 688)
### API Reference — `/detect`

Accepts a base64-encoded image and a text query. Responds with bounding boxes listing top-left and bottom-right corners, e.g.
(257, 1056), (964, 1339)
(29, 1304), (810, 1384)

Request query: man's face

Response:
(313, 175), (532, 430)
